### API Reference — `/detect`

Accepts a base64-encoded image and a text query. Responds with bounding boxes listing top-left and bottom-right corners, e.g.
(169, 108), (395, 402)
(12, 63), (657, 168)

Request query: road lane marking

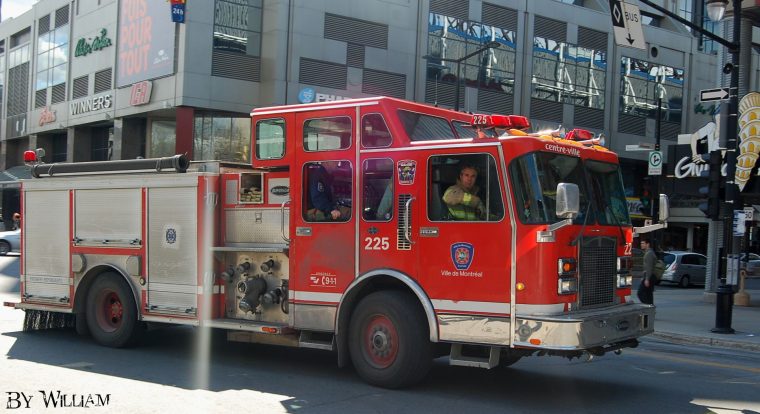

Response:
(627, 349), (760, 374)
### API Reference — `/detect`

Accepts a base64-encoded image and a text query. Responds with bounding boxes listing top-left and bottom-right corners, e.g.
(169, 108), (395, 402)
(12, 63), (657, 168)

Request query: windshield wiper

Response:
(604, 203), (626, 247)
(570, 201), (592, 246)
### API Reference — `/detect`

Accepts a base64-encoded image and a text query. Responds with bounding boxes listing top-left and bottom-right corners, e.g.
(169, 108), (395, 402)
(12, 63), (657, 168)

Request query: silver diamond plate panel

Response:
(225, 208), (290, 244)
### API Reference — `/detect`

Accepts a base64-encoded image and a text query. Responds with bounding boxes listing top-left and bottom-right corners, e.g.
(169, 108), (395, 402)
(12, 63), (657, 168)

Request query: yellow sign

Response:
(736, 91), (760, 191)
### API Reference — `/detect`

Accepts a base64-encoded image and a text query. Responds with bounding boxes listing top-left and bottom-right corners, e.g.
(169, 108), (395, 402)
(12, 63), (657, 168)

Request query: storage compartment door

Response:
(147, 186), (198, 314)
(74, 188), (141, 246)
(24, 190), (71, 302)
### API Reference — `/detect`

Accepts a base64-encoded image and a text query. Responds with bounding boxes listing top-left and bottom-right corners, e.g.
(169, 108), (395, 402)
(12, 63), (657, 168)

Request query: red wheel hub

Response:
(98, 291), (123, 331)
(363, 314), (398, 369)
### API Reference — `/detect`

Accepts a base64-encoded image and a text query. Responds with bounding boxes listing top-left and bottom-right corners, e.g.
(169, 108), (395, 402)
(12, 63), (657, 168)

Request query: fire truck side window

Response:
(362, 158), (394, 221)
(453, 121), (478, 139)
(255, 118), (285, 160)
(303, 117), (352, 151)
(303, 161), (352, 222)
(397, 110), (456, 141)
(361, 113), (392, 148)
(429, 154), (504, 222)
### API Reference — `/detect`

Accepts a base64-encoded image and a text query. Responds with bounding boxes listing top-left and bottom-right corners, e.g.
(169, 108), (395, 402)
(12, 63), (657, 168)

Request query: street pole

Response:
(712, 0), (741, 334)
(653, 98), (662, 248)
(454, 60), (462, 112)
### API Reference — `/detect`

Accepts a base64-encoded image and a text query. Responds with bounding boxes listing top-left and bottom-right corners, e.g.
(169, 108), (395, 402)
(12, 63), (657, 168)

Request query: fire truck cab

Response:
(11, 97), (657, 389)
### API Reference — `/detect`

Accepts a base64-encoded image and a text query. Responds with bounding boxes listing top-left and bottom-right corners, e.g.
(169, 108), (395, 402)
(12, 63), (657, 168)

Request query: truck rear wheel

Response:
(348, 291), (433, 388)
(85, 272), (144, 348)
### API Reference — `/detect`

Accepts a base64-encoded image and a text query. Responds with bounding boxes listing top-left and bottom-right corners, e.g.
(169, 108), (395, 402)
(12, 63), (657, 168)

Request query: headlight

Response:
(617, 274), (633, 288)
(617, 256), (633, 274)
(558, 277), (578, 294)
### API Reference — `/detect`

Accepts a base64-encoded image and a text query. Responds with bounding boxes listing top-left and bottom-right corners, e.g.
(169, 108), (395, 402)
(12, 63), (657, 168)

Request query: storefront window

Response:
(620, 57), (684, 123)
(150, 120), (177, 158)
(193, 113), (251, 163)
(532, 37), (606, 109)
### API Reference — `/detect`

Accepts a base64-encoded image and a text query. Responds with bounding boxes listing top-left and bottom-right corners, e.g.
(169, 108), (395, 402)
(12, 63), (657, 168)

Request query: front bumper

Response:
(436, 303), (655, 350)
(513, 303), (655, 350)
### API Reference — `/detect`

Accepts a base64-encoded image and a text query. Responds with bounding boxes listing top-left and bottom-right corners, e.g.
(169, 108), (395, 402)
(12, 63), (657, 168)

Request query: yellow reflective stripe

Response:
(463, 193), (472, 204)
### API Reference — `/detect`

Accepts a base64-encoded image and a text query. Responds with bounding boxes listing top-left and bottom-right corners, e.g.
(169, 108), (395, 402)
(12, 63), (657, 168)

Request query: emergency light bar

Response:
(23, 150), (37, 163)
(564, 128), (594, 141)
(470, 114), (531, 130)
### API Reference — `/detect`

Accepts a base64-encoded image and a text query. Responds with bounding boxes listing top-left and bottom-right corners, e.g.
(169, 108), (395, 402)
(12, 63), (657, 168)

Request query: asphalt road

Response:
(1, 299), (759, 413)
(1, 253), (760, 413)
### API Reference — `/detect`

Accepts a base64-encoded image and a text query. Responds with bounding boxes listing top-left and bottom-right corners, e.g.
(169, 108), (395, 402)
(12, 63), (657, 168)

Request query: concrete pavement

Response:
(641, 280), (760, 352)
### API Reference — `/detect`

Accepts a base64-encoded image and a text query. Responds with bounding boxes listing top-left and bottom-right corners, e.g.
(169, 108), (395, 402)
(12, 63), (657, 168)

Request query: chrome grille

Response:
(396, 194), (412, 250)
(579, 237), (616, 308)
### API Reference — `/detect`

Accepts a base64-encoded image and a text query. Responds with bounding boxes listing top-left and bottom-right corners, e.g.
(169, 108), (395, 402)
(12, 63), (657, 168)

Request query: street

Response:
(1, 255), (759, 413)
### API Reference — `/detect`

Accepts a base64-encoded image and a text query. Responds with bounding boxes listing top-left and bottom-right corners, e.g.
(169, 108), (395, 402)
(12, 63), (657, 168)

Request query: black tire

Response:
(679, 275), (690, 288)
(85, 272), (144, 347)
(75, 312), (90, 336)
(0, 241), (10, 256)
(500, 353), (522, 368)
(348, 291), (433, 388)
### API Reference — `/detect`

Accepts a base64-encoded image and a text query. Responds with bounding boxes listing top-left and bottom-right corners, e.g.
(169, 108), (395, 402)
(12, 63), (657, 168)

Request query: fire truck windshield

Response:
(510, 152), (630, 226)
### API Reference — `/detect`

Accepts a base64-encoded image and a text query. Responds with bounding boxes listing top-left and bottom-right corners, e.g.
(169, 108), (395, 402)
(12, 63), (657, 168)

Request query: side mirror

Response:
(658, 194), (669, 222)
(556, 183), (580, 219)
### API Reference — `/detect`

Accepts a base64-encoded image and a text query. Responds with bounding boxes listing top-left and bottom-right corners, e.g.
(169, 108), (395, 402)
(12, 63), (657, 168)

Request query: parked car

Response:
(0, 229), (20, 255)
(660, 251), (708, 288)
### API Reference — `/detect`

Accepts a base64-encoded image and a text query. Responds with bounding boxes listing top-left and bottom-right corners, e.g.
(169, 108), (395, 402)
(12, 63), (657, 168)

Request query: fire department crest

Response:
(397, 160), (416, 185)
(166, 228), (177, 244)
(451, 242), (474, 270)
(162, 225), (179, 249)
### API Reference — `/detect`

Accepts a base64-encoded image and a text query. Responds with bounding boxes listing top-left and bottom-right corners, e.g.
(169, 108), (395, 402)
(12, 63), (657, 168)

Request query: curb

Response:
(650, 331), (760, 352)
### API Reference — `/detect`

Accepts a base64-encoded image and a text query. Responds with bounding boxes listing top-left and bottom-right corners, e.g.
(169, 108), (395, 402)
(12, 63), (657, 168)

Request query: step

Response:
(298, 331), (335, 351)
(449, 343), (500, 369)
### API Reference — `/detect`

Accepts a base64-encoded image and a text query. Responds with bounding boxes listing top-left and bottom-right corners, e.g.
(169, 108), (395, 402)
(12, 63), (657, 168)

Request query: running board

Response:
(205, 318), (294, 334)
(449, 344), (500, 369)
(299, 331), (335, 351)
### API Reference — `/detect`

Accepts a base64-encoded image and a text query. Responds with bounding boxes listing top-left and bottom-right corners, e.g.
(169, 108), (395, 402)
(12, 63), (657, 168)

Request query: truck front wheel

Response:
(348, 291), (433, 388)
(85, 272), (144, 348)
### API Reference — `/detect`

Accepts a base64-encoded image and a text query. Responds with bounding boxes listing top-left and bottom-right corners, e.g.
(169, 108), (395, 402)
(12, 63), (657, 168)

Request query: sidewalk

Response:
(643, 282), (760, 351)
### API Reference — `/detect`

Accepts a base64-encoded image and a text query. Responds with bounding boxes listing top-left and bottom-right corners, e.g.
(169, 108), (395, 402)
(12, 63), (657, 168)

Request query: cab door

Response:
(357, 112), (421, 277)
(416, 148), (512, 312)
(291, 108), (357, 310)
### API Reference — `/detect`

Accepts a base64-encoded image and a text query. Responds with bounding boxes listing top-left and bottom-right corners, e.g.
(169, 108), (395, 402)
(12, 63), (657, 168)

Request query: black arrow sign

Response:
(627, 33), (635, 44)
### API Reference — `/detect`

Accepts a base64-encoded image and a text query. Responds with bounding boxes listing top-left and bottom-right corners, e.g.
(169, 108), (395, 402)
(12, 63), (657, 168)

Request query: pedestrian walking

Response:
(637, 238), (656, 304)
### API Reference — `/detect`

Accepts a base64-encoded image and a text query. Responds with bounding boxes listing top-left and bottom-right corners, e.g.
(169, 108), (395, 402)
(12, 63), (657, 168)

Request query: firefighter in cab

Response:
(443, 164), (485, 220)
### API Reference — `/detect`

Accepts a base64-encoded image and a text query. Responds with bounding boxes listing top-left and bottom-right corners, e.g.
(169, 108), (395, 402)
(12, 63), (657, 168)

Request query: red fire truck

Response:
(7, 97), (667, 388)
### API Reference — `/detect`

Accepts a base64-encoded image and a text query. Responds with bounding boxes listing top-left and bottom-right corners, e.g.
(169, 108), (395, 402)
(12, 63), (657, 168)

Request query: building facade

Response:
(0, 0), (759, 249)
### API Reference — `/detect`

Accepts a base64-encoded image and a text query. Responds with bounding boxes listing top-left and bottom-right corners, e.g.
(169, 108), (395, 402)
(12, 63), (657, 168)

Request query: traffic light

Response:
(698, 150), (723, 220)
